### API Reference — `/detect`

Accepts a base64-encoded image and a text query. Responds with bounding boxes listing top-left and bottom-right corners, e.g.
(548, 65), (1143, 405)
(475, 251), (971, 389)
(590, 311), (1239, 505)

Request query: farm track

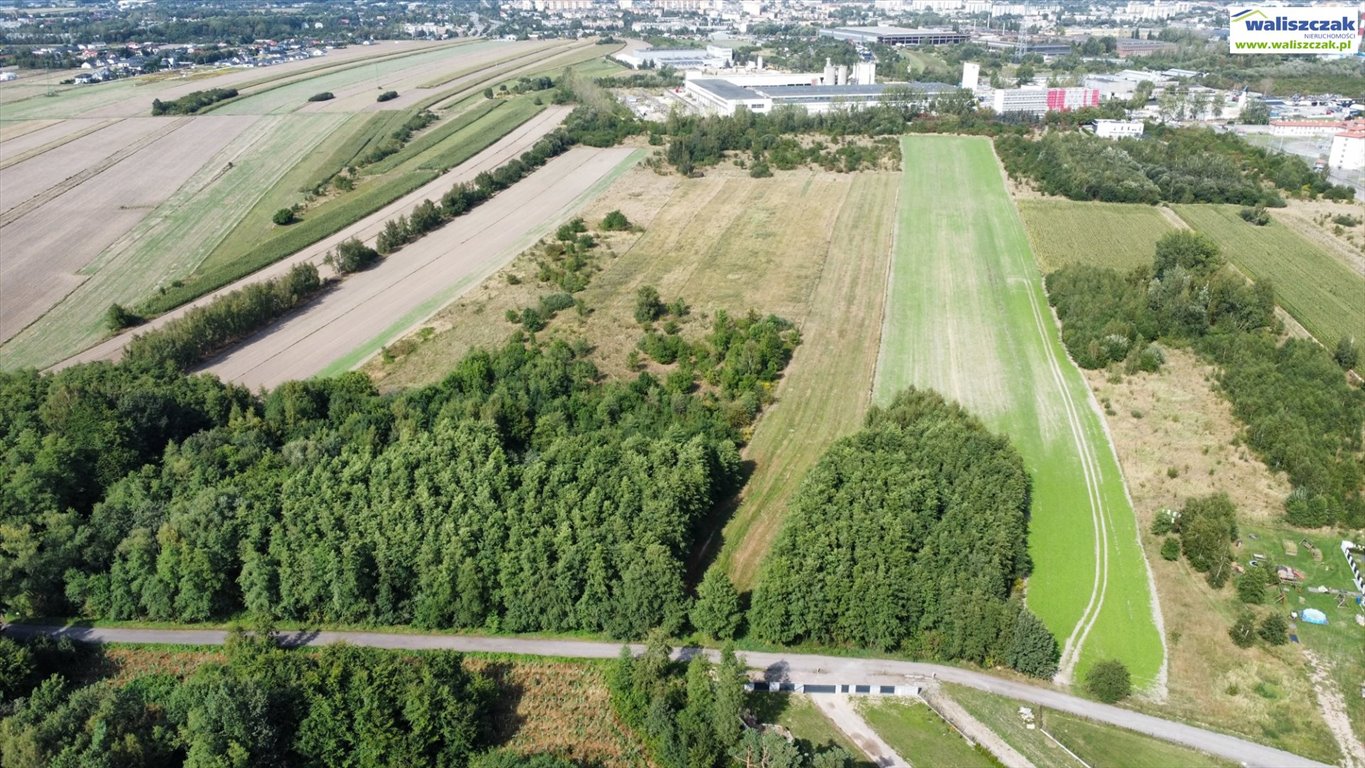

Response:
(53, 106), (575, 371)
(0, 117), (187, 227)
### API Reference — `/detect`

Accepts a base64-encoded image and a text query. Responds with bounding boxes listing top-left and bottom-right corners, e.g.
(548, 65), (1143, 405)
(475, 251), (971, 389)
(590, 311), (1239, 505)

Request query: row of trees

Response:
(996, 127), (1354, 206)
(1047, 233), (1364, 526)
(150, 87), (238, 116)
(748, 389), (1060, 677)
(0, 632), (551, 768)
(607, 635), (852, 768)
(121, 263), (324, 370)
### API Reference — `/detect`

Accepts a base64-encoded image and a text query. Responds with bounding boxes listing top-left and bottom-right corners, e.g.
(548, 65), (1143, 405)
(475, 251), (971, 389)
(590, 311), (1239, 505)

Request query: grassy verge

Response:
(1048, 711), (1235, 768)
(749, 693), (869, 764)
(876, 135), (1163, 687)
(1174, 203), (1365, 346)
(858, 699), (1001, 767)
(1017, 199), (1177, 273)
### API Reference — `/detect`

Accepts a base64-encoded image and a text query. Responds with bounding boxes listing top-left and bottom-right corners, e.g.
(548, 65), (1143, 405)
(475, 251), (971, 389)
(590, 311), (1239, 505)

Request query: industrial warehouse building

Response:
(819, 26), (970, 46)
(613, 45), (733, 70)
(990, 86), (1099, 115)
(683, 73), (960, 115)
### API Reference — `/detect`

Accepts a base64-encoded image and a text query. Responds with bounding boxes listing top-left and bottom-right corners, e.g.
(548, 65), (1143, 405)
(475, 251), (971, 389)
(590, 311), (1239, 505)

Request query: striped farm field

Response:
(1017, 200), (1177, 273)
(1174, 204), (1365, 346)
(876, 136), (1164, 690)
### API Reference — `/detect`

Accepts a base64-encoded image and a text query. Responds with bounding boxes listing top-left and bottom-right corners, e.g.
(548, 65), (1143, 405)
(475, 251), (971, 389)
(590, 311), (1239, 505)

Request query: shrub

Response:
(272, 208), (296, 226)
(307, 91), (335, 102)
(600, 210), (631, 231)
(1334, 336), (1358, 370)
(1085, 659), (1132, 703)
(1331, 213), (1361, 227)
(1258, 613), (1288, 645)
(328, 238), (380, 274)
(483, 87), (494, 99)
(1229, 610), (1257, 648)
(634, 286), (665, 324)
(1238, 206), (1270, 226)
(377, 90), (399, 102)
(105, 303), (144, 331)
(749, 161), (773, 178)
(1160, 536), (1181, 561)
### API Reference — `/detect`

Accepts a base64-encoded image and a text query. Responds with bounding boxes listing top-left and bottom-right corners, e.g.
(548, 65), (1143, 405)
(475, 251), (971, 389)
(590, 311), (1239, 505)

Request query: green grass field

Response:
(1048, 711), (1235, 768)
(1017, 200), (1177, 273)
(859, 699), (1001, 767)
(749, 694), (868, 763)
(1174, 204), (1365, 346)
(876, 136), (1164, 688)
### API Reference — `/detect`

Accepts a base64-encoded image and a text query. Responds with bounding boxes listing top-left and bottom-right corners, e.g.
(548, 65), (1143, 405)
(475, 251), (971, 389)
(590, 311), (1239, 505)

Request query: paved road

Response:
(5, 624), (1330, 768)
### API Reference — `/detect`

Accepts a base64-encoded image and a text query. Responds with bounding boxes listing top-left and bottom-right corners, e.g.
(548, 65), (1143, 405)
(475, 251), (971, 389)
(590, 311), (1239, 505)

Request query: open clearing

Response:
(1081, 351), (1347, 762)
(53, 106), (578, 372)
(1017, 200), (1177, 273)
(876, 136), (1164, 689)
(858, 698), (998, 768)
(1173, 204), (1365, 346)
(202, 147), (641, 389)
(2, 39), (606, 369)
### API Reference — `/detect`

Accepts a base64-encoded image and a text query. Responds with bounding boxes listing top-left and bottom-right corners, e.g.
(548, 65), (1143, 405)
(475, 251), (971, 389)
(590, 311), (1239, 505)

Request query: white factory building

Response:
(990, 86), (1100, 115)
(683, 66), (959, 116)
(614, 45), (733, 70)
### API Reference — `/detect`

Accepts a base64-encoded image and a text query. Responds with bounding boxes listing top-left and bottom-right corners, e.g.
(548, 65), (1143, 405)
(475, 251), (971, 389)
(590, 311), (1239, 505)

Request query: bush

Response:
(1331, 213), (1360, 227)
(1239, 206), (1270, 226)
(105, 303), (144, 331)
(150, 87), (237, 116)
(1160, 536), (1181, 561)
(1258, 613), (1288, 645)
(272, 208), (296, 226)
(600, 210), (631, 231)
(377, 90), (399, 102)
(1085, 659), (1132, 703)
(634, 285), (665, 324)
(1229, 611), (1257, 647)
(1334, 336), (1358, 370)
(307, 91), (335, 102)
(749, 161), (773, 178)
(328, 238), (380, 274)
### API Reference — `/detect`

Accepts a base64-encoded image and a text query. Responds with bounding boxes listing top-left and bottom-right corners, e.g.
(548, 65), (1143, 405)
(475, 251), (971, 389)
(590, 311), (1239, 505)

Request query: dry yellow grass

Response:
(1083, 349), (1337, 759)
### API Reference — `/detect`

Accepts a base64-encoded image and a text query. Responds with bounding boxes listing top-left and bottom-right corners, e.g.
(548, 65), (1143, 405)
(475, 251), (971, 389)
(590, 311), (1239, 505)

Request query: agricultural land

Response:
(0, 37), (618, 370)
(876, 135), (1165, 689)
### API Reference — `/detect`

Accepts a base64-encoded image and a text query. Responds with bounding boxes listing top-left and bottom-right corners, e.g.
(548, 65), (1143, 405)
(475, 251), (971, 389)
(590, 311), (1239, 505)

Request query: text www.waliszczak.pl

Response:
(1233, 39), (1356, 50)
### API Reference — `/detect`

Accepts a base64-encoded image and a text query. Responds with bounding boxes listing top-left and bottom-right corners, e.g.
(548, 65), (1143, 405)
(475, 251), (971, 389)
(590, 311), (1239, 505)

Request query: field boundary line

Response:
(0, 117), (122, 171)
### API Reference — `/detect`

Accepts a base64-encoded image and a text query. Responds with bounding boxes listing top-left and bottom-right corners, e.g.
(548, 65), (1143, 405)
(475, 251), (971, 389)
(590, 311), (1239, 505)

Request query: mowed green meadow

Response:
(1174, 204), (1365, 346)
(876, 136), (1163, 688)
(1017, 200), (1176, 273)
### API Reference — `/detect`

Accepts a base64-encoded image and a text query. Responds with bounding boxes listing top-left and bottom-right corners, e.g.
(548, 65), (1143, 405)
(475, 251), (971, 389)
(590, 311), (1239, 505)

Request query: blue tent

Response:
(1301, 608), (1328, 625)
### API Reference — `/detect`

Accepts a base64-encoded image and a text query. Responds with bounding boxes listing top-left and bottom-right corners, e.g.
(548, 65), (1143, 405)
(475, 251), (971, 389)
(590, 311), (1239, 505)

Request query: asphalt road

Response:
(5, 624), (1330, 768)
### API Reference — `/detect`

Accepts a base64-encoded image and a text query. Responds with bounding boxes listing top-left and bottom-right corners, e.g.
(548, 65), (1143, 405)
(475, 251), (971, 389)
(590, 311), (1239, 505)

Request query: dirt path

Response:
(53, 106), (572, 370)
(813, 696), (910, 768)
(202, 146), (637, 389)
(1302, 649), (1365, 768)
(921, 688), (1035, 768)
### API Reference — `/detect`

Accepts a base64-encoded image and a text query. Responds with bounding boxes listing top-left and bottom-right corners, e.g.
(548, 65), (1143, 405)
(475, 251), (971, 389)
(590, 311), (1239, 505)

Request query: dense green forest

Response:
(749, 389), (1059, 677)
(1046, 233), (1365, 527)
(0, 632), (562, 768)
(151, 88), (239, 116)
(996, 127), (1355, 205)
(0, 322), (794, 635)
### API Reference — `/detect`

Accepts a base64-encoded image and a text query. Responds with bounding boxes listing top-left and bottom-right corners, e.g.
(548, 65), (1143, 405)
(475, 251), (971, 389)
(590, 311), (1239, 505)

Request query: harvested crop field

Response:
(0, 115), (258, 344)
(2, 39), (608, 369)
(1017, 199), (1177, 273)
(876, 135), (1164, 689)
(54, 107), (577, 372)
(1174, 204), (1365, 346)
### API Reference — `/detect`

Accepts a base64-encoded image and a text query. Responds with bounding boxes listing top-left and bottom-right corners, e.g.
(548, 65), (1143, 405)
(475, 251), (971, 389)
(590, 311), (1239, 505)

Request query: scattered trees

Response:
(1085, 659), (1132, 703)
(272, 207), (296, 226)
(634, 285), (666, 324)
(104, 302), (144, 331)
(325, 238), (380, 274)
(1334, 336), (1358, 370)
(151, 88), (238, 116)
(1178, 494), (1238, 588)
(1257, 613), (1288, 645)
(1229, 611), (1257, 648)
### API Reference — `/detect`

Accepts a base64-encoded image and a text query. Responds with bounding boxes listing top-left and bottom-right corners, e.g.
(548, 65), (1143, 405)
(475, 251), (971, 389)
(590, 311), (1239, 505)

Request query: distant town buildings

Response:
(614, 44), (733, 69)
(683, 69), (959, 115)
(991, 86), (1100, 115)
(1091, 119), (1145, 139)
(819, 26), (970, 46)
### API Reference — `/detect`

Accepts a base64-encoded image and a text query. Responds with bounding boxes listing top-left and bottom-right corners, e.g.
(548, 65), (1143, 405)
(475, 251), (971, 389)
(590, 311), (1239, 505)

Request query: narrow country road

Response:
(4, 624), (1329, 768)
